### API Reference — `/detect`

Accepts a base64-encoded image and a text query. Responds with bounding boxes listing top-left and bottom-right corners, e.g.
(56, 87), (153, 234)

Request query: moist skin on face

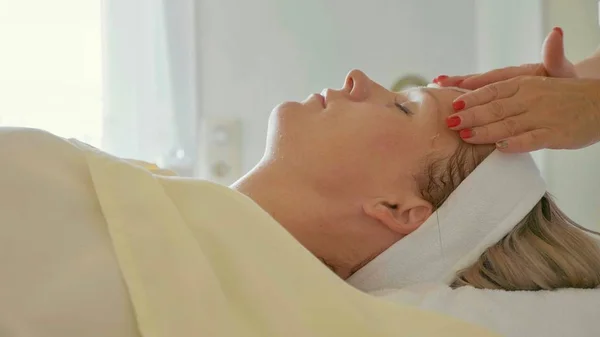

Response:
(431, 133), (441, 146)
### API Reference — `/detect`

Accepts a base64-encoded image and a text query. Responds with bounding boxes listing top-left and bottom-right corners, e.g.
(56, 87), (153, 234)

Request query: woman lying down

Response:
(1, 70), (599, 337)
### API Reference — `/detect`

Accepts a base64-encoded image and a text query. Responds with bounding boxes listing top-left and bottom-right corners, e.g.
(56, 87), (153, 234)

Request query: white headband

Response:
(347, 85), (547, 292)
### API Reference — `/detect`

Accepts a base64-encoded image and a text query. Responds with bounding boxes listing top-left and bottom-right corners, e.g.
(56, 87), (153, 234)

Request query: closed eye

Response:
(394, 100), (413, 115)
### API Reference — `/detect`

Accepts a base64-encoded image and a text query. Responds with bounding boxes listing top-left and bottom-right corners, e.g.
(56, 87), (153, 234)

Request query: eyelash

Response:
(394, 101), (412, 115)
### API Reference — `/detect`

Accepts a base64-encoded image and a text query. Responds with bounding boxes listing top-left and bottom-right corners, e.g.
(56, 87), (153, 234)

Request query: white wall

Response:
(197, 0), (477, 173)
(475, 0), (545, 72)
(103, 0), (199, 176)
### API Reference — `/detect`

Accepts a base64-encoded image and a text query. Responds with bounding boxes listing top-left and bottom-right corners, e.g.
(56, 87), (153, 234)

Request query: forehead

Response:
(401, 87), (464, 147)
(398, 86), (466, 99)
(398, 87), (466, 117)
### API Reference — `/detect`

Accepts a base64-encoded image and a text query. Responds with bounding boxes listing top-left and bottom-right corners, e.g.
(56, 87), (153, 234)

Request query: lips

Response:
(315, 93), (326, 108)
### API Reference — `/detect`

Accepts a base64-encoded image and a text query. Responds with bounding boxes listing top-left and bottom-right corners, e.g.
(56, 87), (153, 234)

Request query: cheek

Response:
(359, 121), (445, 180)
(364, 124), (421, 160)
(324, 124), (424, 180)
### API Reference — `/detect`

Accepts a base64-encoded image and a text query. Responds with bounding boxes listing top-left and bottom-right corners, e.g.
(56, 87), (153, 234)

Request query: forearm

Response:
(575, 46), (600, 79)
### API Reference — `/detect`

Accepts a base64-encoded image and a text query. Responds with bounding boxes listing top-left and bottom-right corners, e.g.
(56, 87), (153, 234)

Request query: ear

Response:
(363, 197), (432, 235)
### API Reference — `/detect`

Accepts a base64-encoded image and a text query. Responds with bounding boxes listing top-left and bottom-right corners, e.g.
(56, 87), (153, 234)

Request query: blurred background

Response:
(0, 0), (598, 229)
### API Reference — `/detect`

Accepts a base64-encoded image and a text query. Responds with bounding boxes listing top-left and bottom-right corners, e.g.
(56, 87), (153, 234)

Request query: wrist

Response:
(574, 55), (600, 79)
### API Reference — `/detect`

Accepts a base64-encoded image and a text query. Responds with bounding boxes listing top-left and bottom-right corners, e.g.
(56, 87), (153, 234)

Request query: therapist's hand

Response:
(435, 27), (577, 89)
(446, 76), (600, 152)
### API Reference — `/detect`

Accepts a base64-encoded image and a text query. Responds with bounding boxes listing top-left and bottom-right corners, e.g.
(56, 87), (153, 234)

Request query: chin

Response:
(272, 101), (303, 114)
(269, 101), (306, 125)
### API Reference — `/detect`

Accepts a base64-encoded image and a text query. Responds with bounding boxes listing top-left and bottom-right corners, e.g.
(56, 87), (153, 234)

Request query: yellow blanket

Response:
(74, 139), (499, 337)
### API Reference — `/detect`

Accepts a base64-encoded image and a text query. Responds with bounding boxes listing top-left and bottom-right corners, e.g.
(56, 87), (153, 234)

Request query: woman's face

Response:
(266, 69), (463, 197)
(262, 69), (471, 278)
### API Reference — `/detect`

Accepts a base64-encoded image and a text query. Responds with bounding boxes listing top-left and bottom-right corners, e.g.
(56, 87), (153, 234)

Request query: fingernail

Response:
(452, 100), (466, 111)
(455, 79), (464, 87)
(553, 27), (563, 37)
(496, 140), (508, 148)
(459, 129), (474, 139)
(446, 116), (461, 128)
(433, 75), (448, 84)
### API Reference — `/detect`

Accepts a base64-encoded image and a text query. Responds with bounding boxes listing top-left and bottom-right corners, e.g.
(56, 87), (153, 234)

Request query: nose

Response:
(343, 69), (371, 101)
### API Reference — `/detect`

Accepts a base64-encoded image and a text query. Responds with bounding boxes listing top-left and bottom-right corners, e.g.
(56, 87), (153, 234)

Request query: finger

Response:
(458, 65), (539, 90)
(459, 116), (530, 145)
(542, 27), (577, 78)
(495, 129), (551, 153)
(435, 74), (475, 87)
(447, 98), (527, 130)
(451, 79), (521, 112)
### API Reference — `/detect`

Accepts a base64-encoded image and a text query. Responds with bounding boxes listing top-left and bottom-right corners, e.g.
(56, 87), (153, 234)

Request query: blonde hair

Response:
(419, 143), (600, 290)
(453, 193), (600, 290)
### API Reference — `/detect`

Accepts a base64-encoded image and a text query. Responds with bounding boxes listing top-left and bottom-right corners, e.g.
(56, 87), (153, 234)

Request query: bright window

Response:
(0, 0), (103, 147)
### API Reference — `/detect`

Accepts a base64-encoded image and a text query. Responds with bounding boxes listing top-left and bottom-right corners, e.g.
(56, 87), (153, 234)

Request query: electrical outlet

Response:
(197, 118), (242, 185)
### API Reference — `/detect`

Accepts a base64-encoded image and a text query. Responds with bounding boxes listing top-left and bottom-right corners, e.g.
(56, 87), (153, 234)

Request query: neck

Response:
(231, 161), (360, 277)
(231, 162), (305, 233)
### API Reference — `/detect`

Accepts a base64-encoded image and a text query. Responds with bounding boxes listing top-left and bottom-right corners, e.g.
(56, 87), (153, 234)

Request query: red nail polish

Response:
(459, 129), (473, 139)
(553, 27), (563, 37)
(455, 79), (464, 87)
(433, 75), (448, 84)
(453, 100), (466, 111)
(446, 116), (461, 128)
